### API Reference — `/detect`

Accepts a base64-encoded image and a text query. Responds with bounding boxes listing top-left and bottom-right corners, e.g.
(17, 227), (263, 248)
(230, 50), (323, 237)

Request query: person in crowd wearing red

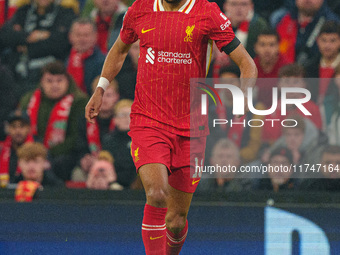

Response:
(72, 77), (119, 182)
(0, 110), (34, 187)
(223, 0), (269, 58)
(254, 29), (289, 107)
(262, 114), (324, 166)
(19, 61), (88, 181)
(209, 65), (264, 163)
(327, 64), (340, 144)
(87, 0), (126, 53)
(67, 18), (106, 95)
(275, 0), (339, 65)
(208, 0), (269, 79)
(305, 21), (340, 104)
(262, 64), (323, 144)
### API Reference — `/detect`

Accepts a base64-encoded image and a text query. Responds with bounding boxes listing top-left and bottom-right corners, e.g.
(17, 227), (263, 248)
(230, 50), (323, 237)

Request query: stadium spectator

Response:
(254, 29), (289, 107)
(209, 65), (265, 163)
(252, 0), (284, 21)
(102, 99), (136, 188)
(0, 62), (18, 140)
(275, 0), (339, 65)
(262, 64), (323, 144)
(16, 142), (64, 187)
(254, 146), (297, 192)
(85, 0), (127, 53)
(305, 21), (340, 104)
(0, 110), (34, 187)
(262, 115), (326, 168)
(0, 0), (76, 94)
(299, 145), (340, 191)
(67, 18), (106, 95)
(279, 64), (323, 128)
(198, 138), (252, 193)
(209, 0), (269, 78)
(8, 0), (80, 17)
(86, 150), (123, 190)
(223, 0), (269, 58)
(115, 40), (139, 99)
(327, 65), (340, 145)
(19, 61), (88, 181)
(72, 77), (119, 182)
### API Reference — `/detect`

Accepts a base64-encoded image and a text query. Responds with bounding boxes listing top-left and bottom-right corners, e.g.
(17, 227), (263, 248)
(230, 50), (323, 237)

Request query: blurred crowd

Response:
(0, 0), (340, 199)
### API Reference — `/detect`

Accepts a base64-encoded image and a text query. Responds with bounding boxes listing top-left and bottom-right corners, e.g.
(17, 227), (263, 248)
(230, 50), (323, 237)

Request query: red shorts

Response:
(128, 127), (206, 193)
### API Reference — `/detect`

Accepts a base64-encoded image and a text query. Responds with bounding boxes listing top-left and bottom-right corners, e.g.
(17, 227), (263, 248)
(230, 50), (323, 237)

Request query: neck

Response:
(298, 13), (313, 24)
(12, 142), (23, 151)
(100, 11), (114, 19)
(232, 21), (241, 28)
(260, 55), (279, 73)
(74, 47), (93, 54)
(322, 54), (339, 66)
(162, 0), (187, 11)
(27, 174), (43, 184)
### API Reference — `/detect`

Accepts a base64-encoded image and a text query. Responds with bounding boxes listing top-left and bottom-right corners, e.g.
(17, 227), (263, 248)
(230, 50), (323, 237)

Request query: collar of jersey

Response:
(153, 0), (195, 14)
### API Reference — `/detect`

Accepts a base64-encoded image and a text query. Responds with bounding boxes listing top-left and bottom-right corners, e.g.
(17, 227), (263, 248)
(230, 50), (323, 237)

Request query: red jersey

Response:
(120, 0), (237, 137)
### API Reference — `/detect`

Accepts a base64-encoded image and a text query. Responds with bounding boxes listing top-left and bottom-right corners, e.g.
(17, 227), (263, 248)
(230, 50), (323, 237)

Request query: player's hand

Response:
(85, 87), (104, 123)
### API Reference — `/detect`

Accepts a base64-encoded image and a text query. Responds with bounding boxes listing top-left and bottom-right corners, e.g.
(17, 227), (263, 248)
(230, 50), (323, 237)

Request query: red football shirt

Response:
(120, 0), (237, 137)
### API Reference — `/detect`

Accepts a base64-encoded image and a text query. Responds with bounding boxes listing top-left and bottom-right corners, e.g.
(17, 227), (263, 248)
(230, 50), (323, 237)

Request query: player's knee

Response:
(146, 187), (168, 207)
(166, 212), (187, 234)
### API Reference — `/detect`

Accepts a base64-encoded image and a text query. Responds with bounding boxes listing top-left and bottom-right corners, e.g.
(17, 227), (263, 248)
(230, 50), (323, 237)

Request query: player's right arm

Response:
(85, 37), (132, 123)
(86, 3), (138, 123)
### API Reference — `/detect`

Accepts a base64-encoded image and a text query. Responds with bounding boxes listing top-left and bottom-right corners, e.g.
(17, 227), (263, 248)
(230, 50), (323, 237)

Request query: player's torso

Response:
(133, 0), (212, 80)
(129, 0), (213, 136)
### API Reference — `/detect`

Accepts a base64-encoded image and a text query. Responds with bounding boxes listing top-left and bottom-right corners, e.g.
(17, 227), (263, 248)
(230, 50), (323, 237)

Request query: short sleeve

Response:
(120, 7), (138, 45)
(208, 3), (239, 53)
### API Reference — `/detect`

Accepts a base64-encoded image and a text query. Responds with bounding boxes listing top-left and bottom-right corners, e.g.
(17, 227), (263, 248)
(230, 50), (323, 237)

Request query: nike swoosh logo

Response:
(142, 28), (156, 34)
(150, 235), (164, 240)
(192, 179), (200, 185)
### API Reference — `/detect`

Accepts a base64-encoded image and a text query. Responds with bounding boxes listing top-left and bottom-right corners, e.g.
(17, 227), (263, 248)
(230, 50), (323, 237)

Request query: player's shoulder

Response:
(193, 0), (222, 15)
(128, 0), (154, 12)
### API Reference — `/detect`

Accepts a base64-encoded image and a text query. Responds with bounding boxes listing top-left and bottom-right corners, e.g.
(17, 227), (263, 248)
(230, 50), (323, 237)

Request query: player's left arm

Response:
(206, 2), (257, 92)
(228, 44), (258, 93)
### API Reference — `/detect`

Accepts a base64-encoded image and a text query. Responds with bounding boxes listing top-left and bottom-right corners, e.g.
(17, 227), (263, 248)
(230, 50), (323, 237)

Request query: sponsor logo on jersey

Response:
(145, 48), (193, 65)
(146, 47), (155, 64)
(184, 25), (195, 42)
(220, 12), (228, 21)
(220, 20), (231, 31)
(134, 147), (140, 162)
(158, 51), (192, 64)
(142, 27), (156, 34)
